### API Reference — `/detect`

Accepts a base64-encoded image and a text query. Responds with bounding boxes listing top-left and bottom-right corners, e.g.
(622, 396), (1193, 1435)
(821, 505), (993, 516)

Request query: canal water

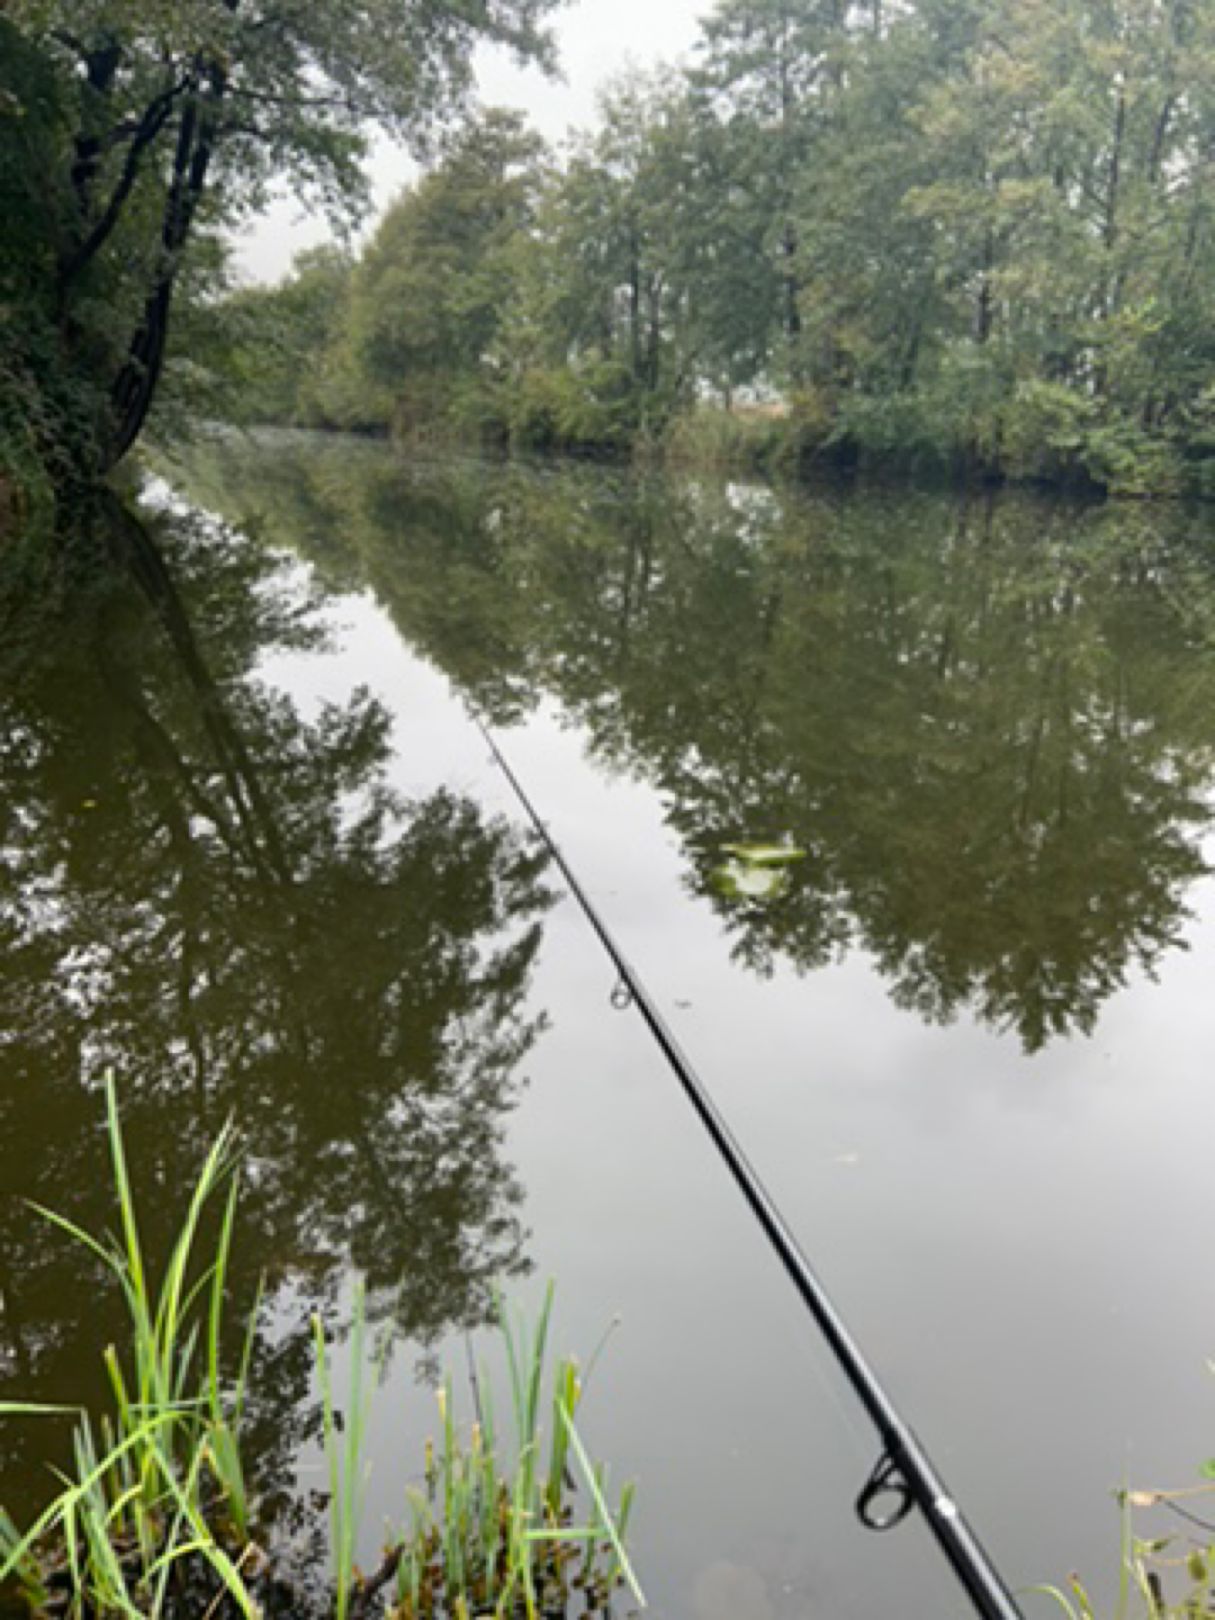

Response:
(5, 430), (1215, 1617)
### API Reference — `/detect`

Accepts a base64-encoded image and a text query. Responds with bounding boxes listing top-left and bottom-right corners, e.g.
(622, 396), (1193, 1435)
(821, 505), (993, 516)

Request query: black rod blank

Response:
(476, 716), (1024, 1620)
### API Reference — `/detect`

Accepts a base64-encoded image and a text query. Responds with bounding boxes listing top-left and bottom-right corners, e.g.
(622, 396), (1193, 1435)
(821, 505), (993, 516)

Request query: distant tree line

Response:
(224, 0), (1215, 495)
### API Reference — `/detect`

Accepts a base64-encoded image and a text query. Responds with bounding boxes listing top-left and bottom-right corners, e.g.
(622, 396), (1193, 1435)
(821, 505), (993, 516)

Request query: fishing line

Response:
(474, 712), (1025, 1620)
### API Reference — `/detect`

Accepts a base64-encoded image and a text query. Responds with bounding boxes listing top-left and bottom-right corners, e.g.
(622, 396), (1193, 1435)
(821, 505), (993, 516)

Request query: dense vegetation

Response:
(0, 0), (559, 521)
(224, 0), (1215, 495)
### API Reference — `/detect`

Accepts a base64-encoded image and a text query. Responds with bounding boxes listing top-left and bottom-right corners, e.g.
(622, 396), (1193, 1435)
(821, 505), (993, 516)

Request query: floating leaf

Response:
(720, 841), (807, 868)
(711, 859), (793, 903)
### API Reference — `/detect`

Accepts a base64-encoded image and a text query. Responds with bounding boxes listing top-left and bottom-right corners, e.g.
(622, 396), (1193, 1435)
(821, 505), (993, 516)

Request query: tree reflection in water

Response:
(0, 491), (553, 1519)
(192, 434), (1215, 1054)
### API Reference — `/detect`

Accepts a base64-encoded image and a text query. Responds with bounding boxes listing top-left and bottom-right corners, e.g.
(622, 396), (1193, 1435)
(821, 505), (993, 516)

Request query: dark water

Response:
(7, 433), (1215, 1618)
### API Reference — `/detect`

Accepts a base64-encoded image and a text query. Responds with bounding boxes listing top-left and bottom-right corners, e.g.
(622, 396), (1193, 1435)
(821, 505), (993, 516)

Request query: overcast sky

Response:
(236, 0), (710, 284)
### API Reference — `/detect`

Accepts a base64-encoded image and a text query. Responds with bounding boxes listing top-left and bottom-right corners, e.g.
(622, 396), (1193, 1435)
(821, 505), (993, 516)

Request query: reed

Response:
(313, 1284), (380, 1620)
(0, 1075), (258, 1619)
(1032, 1486), (1215, 1619)
(0, 1086), (642, 1620)
(379, 1282), (644, 1620)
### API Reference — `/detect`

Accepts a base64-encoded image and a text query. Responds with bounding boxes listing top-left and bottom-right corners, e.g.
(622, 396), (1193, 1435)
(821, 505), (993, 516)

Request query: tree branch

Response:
(60, 78), (188, 291)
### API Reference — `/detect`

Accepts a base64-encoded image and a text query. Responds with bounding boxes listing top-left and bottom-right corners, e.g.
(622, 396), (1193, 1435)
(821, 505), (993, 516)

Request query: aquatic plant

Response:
(0, 1075), (259, 1618)
(1033, 1483), (1215, 1619)
(0, 1082), (641, 1620)
(367, 1284), (642, 1620)
(313, 1286), (379, 1620)
(708, 841), (807, 904)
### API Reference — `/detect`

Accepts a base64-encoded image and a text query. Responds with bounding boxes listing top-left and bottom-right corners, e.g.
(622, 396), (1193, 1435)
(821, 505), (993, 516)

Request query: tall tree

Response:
(325, 108), (548, 435)
(690, 0), (863, 384)
(499, 72), (699, 447)
(218, 244), (354, 427)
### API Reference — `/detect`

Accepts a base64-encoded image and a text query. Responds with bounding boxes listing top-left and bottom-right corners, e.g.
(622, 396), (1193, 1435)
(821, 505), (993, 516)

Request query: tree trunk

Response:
(107, 63), (225, 466)
(974, 228), (994, 344)
(628, 232), (643, 384)
(1102, 89), (1126, 289)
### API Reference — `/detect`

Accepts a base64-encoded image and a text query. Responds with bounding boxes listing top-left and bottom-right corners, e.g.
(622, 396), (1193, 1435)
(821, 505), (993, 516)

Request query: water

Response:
(6, 433), (1215, 1617)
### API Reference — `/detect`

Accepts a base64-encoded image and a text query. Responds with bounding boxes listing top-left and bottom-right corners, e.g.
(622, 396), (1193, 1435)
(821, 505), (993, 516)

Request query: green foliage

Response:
(662, 406), (788, 471)
(326, 109), (548, 440)
(216, 247), (355, 429)
(207, 0), (1215, 490)
(505, 72), (697, 429)
(0, 18), (63, 310)
(244, 75), (705, 453)
(1032, 1482), (1215, 1620)
(504, 360), (645, 454)
(313, 1286), (378, 1620)
(1, 0), (560, 474)
(0, 18), (101, 511)
(385, 1286), (643, 1620)
(0, 1074), (260, 1619)
(11, 0), (1215, 489)
(784, 0), (1215, 490)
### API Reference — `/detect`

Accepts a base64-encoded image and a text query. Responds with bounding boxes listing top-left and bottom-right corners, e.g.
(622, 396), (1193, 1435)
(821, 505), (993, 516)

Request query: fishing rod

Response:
(474, 714), (1025, 1620)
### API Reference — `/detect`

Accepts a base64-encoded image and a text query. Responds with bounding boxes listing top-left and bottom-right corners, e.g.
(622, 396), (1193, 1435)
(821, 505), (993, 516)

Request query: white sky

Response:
(236, 0), (709, 284)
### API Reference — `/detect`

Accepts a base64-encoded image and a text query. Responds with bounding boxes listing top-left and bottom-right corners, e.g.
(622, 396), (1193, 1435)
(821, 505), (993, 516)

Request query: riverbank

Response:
(201, 402), (1205, 503)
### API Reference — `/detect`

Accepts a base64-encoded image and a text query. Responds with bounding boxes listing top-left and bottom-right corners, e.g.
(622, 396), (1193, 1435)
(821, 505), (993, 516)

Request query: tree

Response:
(689, 0), (865, 387)
(794, 0), (1215, 487)
(322, 108), (548, 436)
(499, 72), (700, 448)
(218, 244), (353, 427)
(191, 0), (1215, 489)
(4, 0), (559, 470)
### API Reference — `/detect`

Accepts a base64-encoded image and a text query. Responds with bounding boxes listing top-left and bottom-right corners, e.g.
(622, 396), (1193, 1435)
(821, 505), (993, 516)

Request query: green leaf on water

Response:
(711, 860), (793, 903)
(712, 838), (808, 904)
(1200, 1459), (1215, 1480)
(720, 842), (807, 867)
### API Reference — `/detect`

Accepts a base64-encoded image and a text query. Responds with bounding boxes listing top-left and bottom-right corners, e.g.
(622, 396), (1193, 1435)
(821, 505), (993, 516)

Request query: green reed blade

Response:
(104, 1073), (149, 1337)
(545, 1357), (578, 1517)
(557, 1397), (645, 1607)
(233, 1273), (265, 1433)
(144, 1428), (256, 1620)
(314, 1282), (377, 1620)
(524, 1282), (555, 1448)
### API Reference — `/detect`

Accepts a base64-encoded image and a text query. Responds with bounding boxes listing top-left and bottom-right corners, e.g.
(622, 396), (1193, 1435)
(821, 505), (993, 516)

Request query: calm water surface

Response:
(6, 433), (1215, 1618)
